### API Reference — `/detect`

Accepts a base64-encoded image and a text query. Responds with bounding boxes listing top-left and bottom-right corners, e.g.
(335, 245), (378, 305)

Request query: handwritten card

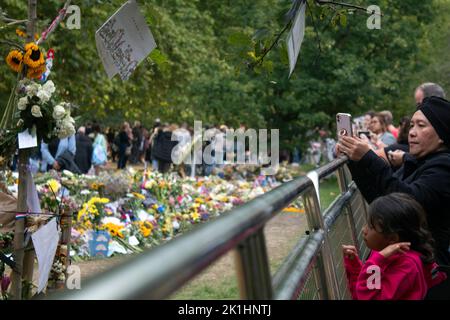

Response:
(18, 128), (38, 149)
(95, 0), (157, 80)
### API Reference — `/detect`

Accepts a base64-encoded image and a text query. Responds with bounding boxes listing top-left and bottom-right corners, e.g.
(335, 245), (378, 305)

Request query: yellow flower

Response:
(23, 42), (45, 69)
(162, 218), (173, 234)
(47, 179), (60, 194)
(132, 192), (145, 200)
(77, 203), (88, 221)
(194, 198), (204, 204)
(144, 180), (156, 189)
(91, 183), (99, 190)
(16, 29), (26, 37)
(283, 207), (305, 213)
(6, 50), (23, 73)
(190, 210), (200, 221)
(27, 64), (46, 79)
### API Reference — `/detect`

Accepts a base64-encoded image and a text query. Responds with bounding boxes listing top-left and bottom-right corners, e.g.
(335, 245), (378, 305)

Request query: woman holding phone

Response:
(337, 96), (450, 299)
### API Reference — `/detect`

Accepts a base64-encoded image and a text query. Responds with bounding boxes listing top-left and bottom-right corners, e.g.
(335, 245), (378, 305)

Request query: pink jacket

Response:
(344, 250), (447, 300)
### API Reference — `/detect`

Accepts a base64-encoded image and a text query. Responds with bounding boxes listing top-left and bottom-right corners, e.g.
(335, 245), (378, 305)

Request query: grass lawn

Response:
(170, 170), (341, 300)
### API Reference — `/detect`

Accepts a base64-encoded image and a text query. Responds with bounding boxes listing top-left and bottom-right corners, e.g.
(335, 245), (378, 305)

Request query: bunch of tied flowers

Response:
(16, 79), (75, 141)
(6, 42), (46, 79)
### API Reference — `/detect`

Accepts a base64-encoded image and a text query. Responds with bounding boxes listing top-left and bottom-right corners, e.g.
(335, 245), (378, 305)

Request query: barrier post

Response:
(303, 185), (340, 299)
(235, 229), (273, 299)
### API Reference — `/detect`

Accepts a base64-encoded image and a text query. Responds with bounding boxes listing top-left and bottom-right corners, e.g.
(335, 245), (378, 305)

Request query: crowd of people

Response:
(338, 82), (450, 299)
(14, 119), (254, 177)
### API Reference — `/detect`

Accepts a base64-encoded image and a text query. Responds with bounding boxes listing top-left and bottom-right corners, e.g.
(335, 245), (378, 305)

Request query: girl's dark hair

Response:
(368, 193), (435, 264)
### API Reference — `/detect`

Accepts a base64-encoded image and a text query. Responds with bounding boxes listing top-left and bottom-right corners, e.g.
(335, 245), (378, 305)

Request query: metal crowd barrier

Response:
(50, 156), (369, 300)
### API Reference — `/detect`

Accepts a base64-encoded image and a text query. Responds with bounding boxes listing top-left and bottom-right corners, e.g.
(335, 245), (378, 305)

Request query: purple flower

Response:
(1, 275), (11, 293)
(201, 213), (209, 220)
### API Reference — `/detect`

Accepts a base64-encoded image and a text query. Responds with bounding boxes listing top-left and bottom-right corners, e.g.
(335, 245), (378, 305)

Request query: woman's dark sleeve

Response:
(349, 150), (450, 207)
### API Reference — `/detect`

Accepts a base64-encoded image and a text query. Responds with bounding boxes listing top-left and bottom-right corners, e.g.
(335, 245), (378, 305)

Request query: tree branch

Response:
(307, 0), (322, 67)
(0, 40), (24, 51)
(315, 0), (383, 16)
(249, 22), (292, 69)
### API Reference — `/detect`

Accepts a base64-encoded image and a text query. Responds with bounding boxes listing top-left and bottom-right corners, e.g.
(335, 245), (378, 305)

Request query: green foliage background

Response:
(1, 0), (449, 151)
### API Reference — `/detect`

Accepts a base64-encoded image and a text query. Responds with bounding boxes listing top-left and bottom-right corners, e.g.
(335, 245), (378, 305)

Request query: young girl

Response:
(343, 193), (447, 300)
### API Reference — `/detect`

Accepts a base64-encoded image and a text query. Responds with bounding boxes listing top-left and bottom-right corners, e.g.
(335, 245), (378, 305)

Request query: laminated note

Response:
(95, 0), (157, 80)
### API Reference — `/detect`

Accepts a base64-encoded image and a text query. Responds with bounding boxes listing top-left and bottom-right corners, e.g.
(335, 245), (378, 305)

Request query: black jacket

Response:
(56, 150), (82, 174)
(75, 134), (93, 174)
(348, 149), (450, 266)
(152, 131), (177, 162)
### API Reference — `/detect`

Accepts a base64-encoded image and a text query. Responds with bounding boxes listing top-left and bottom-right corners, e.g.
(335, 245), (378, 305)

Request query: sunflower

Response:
(26, 64), (46, 79)
(23, 42), (45, 69)
(5, 50), (23, 73)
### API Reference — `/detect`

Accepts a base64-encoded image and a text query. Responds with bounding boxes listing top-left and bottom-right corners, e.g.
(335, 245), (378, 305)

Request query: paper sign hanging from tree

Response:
(286, 1), (306, 77)
(95, 0), (157, 80)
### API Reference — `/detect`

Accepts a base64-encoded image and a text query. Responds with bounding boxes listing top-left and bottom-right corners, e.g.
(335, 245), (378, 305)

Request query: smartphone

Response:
(336, 113), (353, 137)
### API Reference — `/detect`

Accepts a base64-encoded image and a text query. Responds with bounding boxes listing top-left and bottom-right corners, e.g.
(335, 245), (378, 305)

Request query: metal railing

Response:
(50, 156), (369, 300)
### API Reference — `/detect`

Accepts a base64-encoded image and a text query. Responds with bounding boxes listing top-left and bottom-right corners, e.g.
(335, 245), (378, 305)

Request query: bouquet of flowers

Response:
(0, 79), (76, 163)
(6, 42), (46, 79)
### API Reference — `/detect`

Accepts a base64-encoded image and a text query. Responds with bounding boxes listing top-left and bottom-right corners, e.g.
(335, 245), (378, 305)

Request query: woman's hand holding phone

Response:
(338, 135), (371, 161)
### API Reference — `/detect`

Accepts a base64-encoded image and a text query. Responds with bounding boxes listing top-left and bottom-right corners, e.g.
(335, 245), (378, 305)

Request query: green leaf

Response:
(227, 32), (252, 47)
(149, 49), (168, 66)
(339, 13), (347, 27)
(252, 28), (270, 41)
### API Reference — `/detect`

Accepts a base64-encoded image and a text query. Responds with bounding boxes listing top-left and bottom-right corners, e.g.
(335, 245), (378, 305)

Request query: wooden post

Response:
(10, 150), (30, 300)
(60, 208), (72, 277)
(10, 0), (38, 300)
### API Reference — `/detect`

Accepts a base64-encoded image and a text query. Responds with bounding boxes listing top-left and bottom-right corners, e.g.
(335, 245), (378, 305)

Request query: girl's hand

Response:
(337, 135), (371, 161)
(379, 242), (411, 258)
(342, 245), (358, 260)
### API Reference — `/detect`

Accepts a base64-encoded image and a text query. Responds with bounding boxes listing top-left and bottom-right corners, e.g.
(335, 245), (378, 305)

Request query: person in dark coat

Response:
(152, 123), (177, 173)
(338, 96), (450, 299)
(75, 126), (93, 174)
(117, 122), (132, 169)
(131, 121), (143, 164)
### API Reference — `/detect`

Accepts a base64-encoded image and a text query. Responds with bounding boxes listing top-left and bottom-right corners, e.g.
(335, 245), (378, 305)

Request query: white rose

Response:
(53, 105), (66, 120)
(18, 97), (28, 110)
(31, 105), (43, 118)
(57, 118), (75, 139)
(42, 80), (56, 94)
(26, 83), (41, 97)
(64, 116), (75, 124)
(37, 89), (51, 103)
